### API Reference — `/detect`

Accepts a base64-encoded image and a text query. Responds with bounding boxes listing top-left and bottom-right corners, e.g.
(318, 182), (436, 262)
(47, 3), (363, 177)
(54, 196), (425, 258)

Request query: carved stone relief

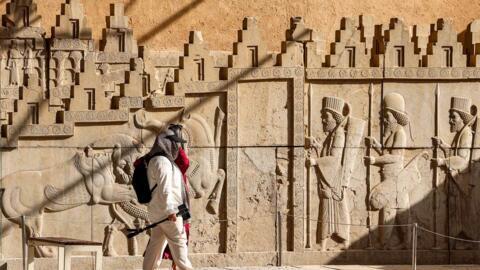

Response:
(308, 96), (365, 251)
(3, 0), (480, 266)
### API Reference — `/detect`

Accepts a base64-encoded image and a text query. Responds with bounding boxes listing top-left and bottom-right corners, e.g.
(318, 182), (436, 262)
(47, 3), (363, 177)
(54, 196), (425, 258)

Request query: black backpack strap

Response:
(146, 153), (163, 197)
(150, 183), (158, 193)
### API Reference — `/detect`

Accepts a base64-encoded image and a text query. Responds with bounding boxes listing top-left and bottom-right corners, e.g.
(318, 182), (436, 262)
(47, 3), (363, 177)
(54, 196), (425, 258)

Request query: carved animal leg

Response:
(214, 107), (225, 147)
(129, 217), (143, 255)
(206, 169), (226, 215)
(103, 224), (118, 257)
(27, 215), (54, 257)
(104, 184), (137, 203)
(186, 159), (205, 199)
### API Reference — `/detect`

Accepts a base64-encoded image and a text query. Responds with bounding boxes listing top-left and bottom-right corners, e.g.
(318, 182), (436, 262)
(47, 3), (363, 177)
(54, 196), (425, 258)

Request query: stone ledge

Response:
(1, 250), (479, 269)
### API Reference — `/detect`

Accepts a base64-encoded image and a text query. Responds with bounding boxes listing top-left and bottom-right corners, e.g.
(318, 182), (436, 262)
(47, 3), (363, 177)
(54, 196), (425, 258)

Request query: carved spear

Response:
(366, 83), (374, 249)
(306, 83), (313, 248)
(433, 83), (440, 249)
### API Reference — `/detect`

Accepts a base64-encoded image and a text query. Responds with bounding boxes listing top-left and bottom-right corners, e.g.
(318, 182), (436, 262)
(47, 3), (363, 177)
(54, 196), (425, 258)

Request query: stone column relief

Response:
(3, 0), (480, 266)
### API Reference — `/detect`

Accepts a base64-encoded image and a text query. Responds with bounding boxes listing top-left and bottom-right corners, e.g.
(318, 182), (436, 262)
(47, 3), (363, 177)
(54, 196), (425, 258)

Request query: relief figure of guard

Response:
(365, 93), (424, 249)
(308, 96), (365, 251)
(431, 96), (479, 249)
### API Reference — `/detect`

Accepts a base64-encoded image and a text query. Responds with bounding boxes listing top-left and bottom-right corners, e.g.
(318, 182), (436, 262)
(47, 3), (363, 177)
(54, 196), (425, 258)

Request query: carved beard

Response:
(322, 119), (337, 134)
(384, 120), (398, 135)
(450, 120), (464, 133)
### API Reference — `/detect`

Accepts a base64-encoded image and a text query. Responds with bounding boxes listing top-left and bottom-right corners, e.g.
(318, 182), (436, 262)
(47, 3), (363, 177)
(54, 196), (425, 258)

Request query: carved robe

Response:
(314, 124), (350, 241)
(446, 125), (478, 239)
(313, 116), (365, 243)
(7, 48), (21, 86)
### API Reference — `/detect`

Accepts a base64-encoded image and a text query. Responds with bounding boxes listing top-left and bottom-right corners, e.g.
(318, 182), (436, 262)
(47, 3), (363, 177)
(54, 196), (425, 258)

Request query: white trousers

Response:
(143, 217), (193, 270)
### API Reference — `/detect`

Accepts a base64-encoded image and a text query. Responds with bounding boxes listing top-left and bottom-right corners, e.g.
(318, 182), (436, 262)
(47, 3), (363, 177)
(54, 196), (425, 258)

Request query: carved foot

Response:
(103, 225), (119, 257)
(104, 247), (118, 257)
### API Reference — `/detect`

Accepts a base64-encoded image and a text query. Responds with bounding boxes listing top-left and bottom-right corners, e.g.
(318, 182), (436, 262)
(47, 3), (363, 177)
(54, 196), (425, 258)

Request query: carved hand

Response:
(365, 136), (380, 148)
(431, 158), (446, 167)
(431, 136), (444, 148)
(306, 136), (321, 149)
(364, 156), (376, 165)
(319, 188), (332, 199)
(306, 157), (317, 167)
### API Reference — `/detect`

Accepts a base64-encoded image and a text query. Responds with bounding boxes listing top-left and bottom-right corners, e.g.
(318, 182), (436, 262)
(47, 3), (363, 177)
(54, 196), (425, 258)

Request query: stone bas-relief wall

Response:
(3, 0), (480, 268)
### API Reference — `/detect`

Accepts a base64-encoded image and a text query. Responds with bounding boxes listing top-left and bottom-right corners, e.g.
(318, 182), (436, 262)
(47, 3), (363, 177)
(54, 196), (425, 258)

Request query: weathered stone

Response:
(2, 1), (480, 267)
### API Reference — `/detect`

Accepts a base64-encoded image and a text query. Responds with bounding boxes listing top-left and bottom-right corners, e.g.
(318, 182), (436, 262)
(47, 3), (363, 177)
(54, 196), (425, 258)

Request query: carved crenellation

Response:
(4, 9), (480, 141)
(424, 18), (467, 67)
(176, 31), (219, 83)
(69, 54), (110, 111)
(382, 18), (421, 68)
(467, 19), (480, 66)
(52, 0), (92, 40)
(229, 17), (275, 68)
(123, 58), (147, 100)
(142, 48), (180, 97)
(5, 2), (480, 261)
(413, 24), (430, 56)
(169, 31), (222, 97)
(100, 3), (138, 57)
(14, 76), (54, 125)
(2, 0), (40, 28)
(279, 17), (316, 67)
(305, 40), (325, 68)
(96, 2), (140, 100)
(325, 15), (375, 68)
(0, 0), (44, 39)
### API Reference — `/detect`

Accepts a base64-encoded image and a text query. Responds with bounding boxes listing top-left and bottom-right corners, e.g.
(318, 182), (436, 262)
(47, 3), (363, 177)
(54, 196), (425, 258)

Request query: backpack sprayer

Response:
(127, 204), (191, 238)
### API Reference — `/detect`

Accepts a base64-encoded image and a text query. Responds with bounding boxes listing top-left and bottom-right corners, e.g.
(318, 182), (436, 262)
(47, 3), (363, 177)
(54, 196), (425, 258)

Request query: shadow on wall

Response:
(3, 0), (480, 266)
(137, 0), (205, 44)
(0, 10), (312, 257)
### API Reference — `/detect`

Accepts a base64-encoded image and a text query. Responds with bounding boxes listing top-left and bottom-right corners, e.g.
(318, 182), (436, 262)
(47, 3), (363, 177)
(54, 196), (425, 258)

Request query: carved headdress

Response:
(450, 96), (475, 124)
(322, 96), (347, 122)
(384, 92), (409, 126)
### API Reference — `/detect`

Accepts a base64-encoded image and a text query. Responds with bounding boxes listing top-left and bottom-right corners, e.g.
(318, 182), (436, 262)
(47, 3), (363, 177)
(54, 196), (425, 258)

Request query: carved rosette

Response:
(225, 78), (238, 253)
(61, 109), (129, 123)
(148, 96), (185, 108)
(174, 81), (230, 94)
